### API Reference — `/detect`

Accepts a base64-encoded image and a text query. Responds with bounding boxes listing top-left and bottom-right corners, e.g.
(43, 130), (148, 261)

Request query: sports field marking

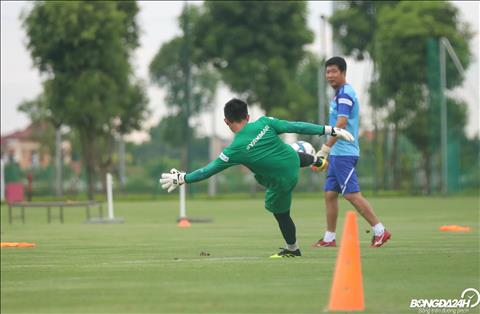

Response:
(81, 257), (265, 266)
(174, 256), (262, 262)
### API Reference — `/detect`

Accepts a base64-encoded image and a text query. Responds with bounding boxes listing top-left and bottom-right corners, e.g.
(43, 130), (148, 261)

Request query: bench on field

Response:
(7, 201), (103, 224)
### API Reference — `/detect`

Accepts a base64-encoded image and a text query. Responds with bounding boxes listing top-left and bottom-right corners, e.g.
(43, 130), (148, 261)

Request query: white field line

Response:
(107, 256), (271, 264)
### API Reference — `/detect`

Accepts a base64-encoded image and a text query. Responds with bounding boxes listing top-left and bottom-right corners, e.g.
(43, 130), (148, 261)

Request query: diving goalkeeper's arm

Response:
(265, 116), (353, 171)
(160, 156), (237, 193)
(264, 117), (353, 141)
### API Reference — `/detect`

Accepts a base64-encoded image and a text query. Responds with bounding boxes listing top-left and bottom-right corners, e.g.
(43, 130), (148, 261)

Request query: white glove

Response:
(316, 144), (331, 159)
(324, 126), (354, 142)
(159, 168), (185, 193)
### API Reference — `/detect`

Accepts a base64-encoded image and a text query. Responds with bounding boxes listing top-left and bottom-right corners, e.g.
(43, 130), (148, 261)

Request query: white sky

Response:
(1, 1), (479, 142)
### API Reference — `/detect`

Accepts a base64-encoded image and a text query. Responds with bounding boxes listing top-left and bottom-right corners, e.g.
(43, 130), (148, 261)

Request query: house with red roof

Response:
(1, 123), (71, 170)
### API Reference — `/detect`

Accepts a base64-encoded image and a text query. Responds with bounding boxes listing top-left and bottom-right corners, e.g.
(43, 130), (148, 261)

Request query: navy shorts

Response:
(324, 156), (360, 195)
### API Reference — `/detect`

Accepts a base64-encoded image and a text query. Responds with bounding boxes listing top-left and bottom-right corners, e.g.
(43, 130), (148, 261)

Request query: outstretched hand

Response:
(331, 127), (354, 142)
(159, 168), (186, 193)
(324, 126), (354, 142)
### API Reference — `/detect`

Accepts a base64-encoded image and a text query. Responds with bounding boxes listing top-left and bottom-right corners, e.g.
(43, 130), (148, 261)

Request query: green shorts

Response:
(263, 176), (298, 214)
(264, 187), (294, 214)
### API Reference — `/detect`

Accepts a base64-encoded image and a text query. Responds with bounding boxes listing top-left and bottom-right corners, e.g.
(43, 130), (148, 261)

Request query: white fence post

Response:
(179, 184), (186, 219)
(107, 173), (114, 219)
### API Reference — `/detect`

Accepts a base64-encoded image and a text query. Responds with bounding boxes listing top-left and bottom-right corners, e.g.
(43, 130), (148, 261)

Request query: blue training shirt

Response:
(328, 83), (360, 156)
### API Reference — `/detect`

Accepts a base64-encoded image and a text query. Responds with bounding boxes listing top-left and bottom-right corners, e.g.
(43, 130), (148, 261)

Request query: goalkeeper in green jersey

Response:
(160, 99), (354, 258)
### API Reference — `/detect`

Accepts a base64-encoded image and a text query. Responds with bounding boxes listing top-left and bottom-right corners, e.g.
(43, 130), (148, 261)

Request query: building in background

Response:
(0, 123), (71, 170)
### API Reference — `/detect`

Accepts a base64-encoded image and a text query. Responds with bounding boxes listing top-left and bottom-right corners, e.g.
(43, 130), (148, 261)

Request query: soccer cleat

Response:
(370, 230), (391, 248)
(269, 248), (302, 259)
(311, 238), (336, 247)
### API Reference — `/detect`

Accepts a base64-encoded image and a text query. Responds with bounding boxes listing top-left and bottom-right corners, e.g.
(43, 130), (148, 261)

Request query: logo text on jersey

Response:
(219, 152), (229, 162)
(246, 125), (270, 151)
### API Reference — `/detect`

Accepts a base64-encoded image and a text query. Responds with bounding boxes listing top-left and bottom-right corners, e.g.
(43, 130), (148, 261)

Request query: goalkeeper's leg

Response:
(269, 211), (301, 258)
(298, 151), (327, 170)
(266, 188), (301, 258)
(273, 211), (297, 247)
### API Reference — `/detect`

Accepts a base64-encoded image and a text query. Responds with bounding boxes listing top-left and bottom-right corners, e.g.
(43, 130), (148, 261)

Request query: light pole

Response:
(55, 126), (63, 197)
(439, 37), (466, 195)
(0, 158), (4, 202)
(118, 136), (126, 188)
(208, 99), (217, 197)
(318, 15), (328, 144)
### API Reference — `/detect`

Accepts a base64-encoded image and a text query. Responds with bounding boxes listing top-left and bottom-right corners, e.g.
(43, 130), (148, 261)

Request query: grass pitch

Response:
(1, 196), (479, 313)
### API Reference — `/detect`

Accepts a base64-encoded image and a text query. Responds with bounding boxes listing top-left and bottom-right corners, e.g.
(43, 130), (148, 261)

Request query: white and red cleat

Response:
(370, 230), (391, 248)
(312, 238), (337, 248)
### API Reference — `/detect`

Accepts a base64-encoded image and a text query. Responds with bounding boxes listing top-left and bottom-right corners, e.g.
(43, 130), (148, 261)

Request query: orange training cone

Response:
(327, 211), (365, 311)
(1, 242), (36, 248)
(177, 218), (191, 228)
(439, 225), (471, 232)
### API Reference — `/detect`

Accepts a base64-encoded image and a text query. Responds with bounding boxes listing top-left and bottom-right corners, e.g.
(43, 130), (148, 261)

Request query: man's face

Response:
(326, 65), (346, 89)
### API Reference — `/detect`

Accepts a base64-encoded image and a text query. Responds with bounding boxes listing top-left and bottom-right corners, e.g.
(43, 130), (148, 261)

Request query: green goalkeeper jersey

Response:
(185, 116), (326, 189)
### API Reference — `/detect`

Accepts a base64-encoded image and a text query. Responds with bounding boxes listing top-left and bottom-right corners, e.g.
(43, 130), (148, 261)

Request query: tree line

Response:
(18, 1), (477, 198)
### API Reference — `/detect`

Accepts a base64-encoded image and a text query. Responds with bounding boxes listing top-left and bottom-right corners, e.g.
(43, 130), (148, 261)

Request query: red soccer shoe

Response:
(371, 230), (391, 248)
(312, 238), (337, 248)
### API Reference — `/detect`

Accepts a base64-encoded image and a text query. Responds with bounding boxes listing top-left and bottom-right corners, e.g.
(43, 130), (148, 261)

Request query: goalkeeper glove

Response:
(159, 168), (185, 193)
(313, 145), (331, 172)
(324, 126), (354, 142)
(311, 156), (328, 172)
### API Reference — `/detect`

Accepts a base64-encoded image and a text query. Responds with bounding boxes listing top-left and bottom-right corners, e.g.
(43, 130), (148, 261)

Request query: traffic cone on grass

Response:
(327, 211), (365, 311)
(177, 217), (191, 228)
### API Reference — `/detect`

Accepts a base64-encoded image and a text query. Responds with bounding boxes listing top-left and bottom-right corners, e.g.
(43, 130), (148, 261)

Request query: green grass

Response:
(1, 196), (479, 314)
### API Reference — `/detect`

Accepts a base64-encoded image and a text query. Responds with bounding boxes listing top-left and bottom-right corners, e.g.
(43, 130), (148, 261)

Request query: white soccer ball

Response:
(290, 141), (316, 156)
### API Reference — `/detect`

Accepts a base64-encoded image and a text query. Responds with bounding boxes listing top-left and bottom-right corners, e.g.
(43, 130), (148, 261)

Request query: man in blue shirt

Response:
(313, 57), (391, 248)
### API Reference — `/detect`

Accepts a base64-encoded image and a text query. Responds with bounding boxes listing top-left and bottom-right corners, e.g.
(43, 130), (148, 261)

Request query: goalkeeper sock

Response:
(373, 223), (385, 236)
(298, 152), (315, 167)
(323, 231), (336, 242)
(298, 152), (325, 168)
(287, 242), (299, 252)
(273, 211), (297, 247)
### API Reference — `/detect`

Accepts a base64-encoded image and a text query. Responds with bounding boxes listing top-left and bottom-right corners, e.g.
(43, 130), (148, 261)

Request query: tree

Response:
(192, 1), (313, 114)
(22, 1), (148, 199)
(330, 1), (472, 191)
(149, 4), (219, 171)
(330, 1), (397, 61)
(374, 1), (472, 190)
(403, 97), (468, 192)
(330, 1), (397, 190)
(270, 52), (321, 122)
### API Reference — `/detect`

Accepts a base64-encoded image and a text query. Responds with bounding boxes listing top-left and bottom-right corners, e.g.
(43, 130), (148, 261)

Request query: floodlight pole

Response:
(118, 137), (126, 188)
(439, 37), (466, 195)
(318, 15), (328, 145)
(55, 127), (63, 197)
(439, 40), (447, 194)
(0, 158), (5, 202)
(208, 100), (217, 197)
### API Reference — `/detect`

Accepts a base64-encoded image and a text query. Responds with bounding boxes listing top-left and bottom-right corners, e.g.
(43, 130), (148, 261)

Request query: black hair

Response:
(325, 56), (347, 73)
(224, 98), (248, 122)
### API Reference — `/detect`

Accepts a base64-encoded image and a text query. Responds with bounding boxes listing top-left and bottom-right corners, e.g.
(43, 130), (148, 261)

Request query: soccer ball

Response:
(290, 141), (316, 156)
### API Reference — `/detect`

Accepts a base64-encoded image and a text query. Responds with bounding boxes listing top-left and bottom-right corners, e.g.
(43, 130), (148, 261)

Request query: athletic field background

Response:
(1, 196), (479, 313)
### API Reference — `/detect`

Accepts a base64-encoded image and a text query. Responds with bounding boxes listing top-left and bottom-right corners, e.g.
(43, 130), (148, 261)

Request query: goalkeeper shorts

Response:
(256, 173), (298, 214)
(324, 155), (360, 195)
(264, 186), (295, 214)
